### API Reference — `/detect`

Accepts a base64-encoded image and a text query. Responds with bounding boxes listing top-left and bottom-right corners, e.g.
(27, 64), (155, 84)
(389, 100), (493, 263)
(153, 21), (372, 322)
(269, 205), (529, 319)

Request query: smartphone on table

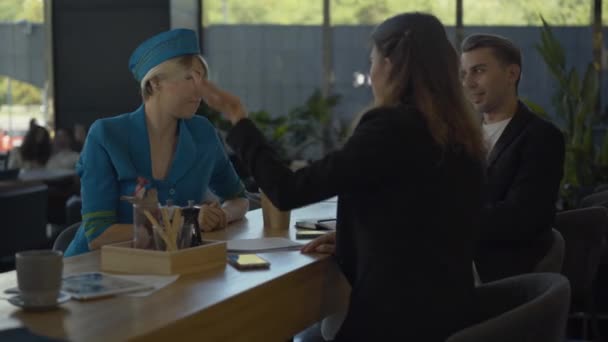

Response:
(228, 254), (271, 270)
(295, 218), (336, 230)
(296, 230), (329, 240)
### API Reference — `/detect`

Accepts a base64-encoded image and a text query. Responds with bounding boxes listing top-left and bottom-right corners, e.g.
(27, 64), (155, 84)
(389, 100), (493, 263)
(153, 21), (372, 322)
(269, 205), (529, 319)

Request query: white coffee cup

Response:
(16, 250), (63, 307)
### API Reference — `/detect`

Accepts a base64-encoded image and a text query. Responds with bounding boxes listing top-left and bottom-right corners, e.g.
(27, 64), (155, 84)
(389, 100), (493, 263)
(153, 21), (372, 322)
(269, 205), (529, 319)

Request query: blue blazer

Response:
(65, 105), (244, 256)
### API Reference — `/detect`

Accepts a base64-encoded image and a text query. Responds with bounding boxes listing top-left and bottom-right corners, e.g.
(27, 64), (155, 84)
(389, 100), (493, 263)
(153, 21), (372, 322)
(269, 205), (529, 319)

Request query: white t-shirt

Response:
(46, 150), (80, 170)
(482, 118), (512, 158)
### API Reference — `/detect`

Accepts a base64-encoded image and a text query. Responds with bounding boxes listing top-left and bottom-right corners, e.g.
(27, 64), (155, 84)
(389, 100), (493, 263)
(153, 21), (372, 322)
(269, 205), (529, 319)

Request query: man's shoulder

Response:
(519, 103), (563, 140)
(529, 116), (563, 143)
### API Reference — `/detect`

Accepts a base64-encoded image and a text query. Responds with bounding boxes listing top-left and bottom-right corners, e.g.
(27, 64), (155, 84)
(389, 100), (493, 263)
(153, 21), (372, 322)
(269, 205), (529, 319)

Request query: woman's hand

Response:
(198, 202), (228, 232)
(199, 78), (248, 125)
(301, 231), (336, 254)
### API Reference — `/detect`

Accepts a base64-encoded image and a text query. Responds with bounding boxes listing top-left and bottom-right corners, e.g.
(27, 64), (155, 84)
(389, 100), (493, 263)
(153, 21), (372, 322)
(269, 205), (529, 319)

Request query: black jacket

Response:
(227, 105), (484, 341)
(474, 101), (565, 282)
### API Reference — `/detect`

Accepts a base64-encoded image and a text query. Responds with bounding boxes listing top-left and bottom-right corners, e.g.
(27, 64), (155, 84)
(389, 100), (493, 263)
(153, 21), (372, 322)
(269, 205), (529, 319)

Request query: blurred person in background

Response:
(72, 123), (87, 152)
(47, 128), (80, 170)
(8, 120), (51, 170)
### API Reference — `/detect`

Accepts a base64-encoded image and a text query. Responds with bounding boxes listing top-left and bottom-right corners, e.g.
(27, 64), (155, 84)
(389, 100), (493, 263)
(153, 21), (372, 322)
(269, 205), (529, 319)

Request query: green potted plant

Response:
(199, 89), (349, 167)
(286, 89), (346, 160)
(536, 17), (608, 208)
(197, 103), (289, 192)
(249, 110), (290, 162)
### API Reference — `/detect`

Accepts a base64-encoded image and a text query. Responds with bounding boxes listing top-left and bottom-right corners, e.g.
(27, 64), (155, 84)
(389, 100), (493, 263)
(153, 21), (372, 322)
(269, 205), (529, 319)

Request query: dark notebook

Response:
(0, 327), (66, 342)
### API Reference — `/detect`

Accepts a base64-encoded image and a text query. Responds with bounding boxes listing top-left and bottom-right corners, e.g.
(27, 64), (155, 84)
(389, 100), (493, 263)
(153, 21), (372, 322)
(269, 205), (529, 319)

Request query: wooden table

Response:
(0, 200), (350, 342)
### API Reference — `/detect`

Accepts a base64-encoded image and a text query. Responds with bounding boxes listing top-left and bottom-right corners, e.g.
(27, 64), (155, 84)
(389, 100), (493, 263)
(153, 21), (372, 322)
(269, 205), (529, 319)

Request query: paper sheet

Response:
(112, 274), (180, 297)
(227, 237), (303, 253)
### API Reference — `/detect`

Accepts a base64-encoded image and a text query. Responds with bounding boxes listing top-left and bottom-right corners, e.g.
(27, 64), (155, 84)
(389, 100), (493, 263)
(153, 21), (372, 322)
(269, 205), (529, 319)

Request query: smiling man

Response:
(460, 34), (565, 282)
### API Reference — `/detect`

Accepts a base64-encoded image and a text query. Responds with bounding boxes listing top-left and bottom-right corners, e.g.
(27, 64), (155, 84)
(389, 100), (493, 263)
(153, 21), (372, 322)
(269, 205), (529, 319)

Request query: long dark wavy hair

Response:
(371, 12), (484, 160)
(20, 121), (51, 166)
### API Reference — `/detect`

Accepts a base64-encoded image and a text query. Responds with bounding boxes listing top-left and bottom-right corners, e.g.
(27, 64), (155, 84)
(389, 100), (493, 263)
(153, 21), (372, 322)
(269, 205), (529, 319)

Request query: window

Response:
(464, 0), (592, 26)
(332, 0), (455, 25)
(203, 0), (323, 25)
(0, 0), (46, 153)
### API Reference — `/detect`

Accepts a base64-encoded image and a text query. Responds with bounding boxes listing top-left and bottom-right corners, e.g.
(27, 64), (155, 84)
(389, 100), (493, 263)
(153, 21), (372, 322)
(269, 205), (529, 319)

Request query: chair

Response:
(45, 174), (79, 225)
(445, 273), (570, 342)
(65, 195), (82, 226)
(0, 168), (19, 181)
(594, 184), (608, 194)
(53, 222), (80, 253)
(0, 153), (7, 170)
(533, 228), (565, 273)
(555, 206), (608, 341)
(580, 190), (608, 208)
(0, 182), (49, 259)
(293, 322), (325, 342)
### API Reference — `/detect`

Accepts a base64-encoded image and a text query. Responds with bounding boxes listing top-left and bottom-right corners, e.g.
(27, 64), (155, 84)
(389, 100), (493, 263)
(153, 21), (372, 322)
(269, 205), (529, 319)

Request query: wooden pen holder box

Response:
(101, 240), (227, 275)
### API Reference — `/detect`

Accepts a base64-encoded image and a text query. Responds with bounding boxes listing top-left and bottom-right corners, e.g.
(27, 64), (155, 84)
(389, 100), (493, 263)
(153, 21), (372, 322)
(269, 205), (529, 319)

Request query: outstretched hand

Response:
(301, 231), (336, 254)
(200, 78), (248, 125)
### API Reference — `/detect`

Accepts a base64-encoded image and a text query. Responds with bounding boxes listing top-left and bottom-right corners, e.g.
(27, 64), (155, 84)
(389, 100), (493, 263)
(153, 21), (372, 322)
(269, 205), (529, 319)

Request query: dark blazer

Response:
(227, 105), (484, 341)
(474, 101), (565, 282)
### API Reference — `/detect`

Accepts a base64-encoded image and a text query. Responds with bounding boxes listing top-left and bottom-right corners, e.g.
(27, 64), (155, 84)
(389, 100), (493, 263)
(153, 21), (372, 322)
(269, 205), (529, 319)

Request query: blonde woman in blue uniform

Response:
(65, 29), (248, 257)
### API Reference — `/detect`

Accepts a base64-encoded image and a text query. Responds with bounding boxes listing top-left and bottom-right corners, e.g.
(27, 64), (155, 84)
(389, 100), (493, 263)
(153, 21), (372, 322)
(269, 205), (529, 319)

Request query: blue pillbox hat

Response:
(128, 29), (201, 82)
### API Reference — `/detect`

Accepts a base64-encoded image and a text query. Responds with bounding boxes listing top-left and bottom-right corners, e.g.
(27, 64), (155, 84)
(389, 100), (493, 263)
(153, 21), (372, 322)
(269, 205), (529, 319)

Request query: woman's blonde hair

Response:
(372, 13), (484, 160)
(140, 54), (209, 100)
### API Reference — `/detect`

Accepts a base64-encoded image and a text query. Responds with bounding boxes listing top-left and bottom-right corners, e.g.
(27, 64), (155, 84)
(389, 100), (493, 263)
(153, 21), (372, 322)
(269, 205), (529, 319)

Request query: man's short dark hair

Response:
(461, 34), (522, 89)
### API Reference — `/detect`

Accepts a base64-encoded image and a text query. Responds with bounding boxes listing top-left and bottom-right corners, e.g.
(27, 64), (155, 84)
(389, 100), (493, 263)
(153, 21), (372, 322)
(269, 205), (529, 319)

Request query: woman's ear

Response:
(383, 56), (393, 73)
(150, 77), (162, 91)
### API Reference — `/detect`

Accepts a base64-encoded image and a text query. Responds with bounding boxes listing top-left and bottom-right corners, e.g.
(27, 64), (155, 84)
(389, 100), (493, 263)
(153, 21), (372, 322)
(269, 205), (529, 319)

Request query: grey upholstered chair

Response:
(0, 182), (49, 258)
(556, 206), (608, 340)
(53, 221), (80, 253)
(534, 228), (565, 273)
(446, 273), (570, 342)
(580, 190), (608, 209)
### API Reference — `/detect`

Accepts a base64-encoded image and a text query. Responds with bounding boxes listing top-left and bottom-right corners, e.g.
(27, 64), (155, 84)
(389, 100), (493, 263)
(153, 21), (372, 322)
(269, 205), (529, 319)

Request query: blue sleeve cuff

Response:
(82, 210), (117, 242)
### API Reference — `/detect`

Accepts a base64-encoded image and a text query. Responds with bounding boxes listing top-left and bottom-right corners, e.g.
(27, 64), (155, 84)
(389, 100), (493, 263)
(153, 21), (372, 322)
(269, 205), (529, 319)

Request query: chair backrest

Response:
(446, 273), (570, 342)
(555, 206), (607, 307)
(594, 184), (608, 194)
(0, 154), (8, 170)
(0, 182), (49, 257)
(580, 190), (608, 208)
(53, 222), (80, 253)
(0, 168), (19, 181)
(65, 196), (82, 226)
(534, 228), (565, 273)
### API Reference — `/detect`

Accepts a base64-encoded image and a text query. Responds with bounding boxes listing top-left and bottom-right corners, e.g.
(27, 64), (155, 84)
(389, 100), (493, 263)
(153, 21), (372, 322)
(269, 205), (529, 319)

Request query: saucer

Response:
(7, 291), (71, 311)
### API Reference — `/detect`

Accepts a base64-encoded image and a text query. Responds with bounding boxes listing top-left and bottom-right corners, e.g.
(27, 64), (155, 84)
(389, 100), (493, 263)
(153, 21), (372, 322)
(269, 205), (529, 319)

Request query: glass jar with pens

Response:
(124, 184), (204, 250)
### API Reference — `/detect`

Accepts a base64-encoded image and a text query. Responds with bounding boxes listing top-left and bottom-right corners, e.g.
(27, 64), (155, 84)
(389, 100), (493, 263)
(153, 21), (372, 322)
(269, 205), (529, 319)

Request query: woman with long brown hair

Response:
(201, 12), (484, 341)
(8, 121), (51, 170)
